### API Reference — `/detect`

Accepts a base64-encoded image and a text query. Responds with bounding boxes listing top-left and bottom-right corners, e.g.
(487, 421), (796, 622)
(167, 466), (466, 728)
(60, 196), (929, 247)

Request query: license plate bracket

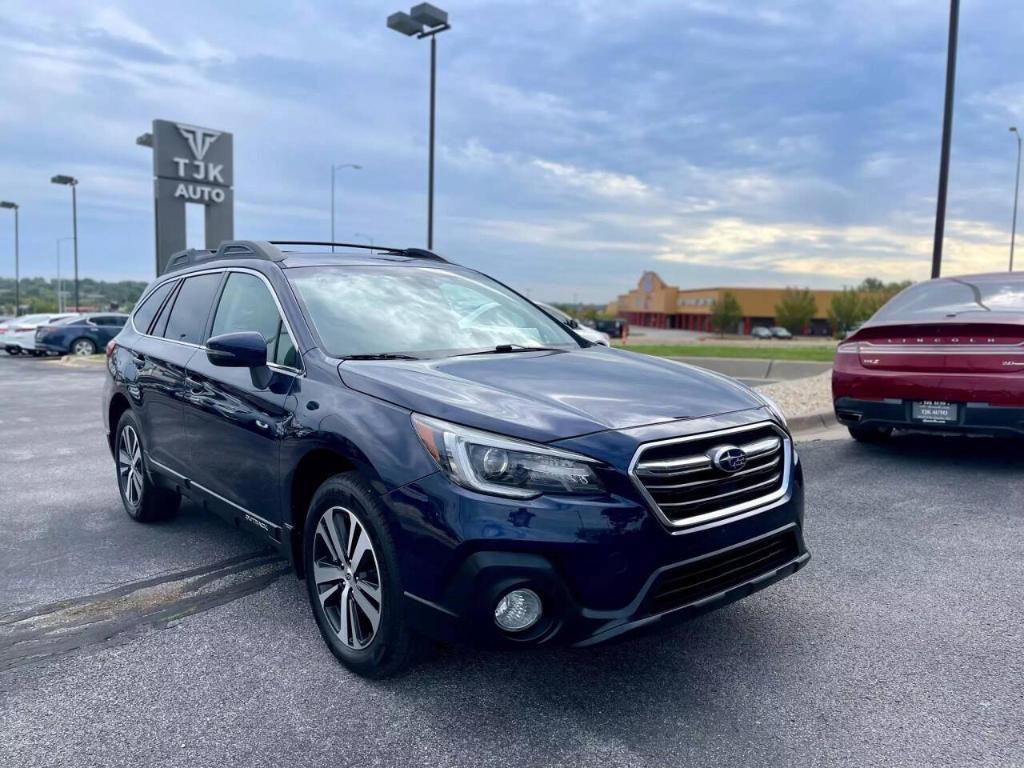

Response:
(911, 400), (958, 424)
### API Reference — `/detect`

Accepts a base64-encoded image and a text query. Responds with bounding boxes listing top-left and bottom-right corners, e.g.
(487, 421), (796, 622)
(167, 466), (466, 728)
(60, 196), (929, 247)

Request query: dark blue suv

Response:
(103, 240), (808, 677)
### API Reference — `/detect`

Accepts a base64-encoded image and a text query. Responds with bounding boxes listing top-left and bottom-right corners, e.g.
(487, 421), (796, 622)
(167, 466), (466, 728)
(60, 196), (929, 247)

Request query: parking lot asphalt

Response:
(1, 354), (1022, 767)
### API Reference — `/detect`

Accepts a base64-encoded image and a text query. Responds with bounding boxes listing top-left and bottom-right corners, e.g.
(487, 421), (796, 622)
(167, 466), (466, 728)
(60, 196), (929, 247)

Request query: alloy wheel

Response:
(73, 339), (95, 356)
(118, 425), (144, 507)
(313, 506), (383, 650)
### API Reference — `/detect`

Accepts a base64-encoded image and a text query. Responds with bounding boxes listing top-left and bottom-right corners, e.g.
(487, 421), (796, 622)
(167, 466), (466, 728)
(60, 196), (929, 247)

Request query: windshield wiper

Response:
(339, 353), (420, 361)
(454, 344), (563, 357)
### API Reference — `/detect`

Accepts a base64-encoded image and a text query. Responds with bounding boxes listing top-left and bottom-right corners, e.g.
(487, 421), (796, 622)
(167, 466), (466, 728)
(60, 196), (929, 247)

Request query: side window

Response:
(161, 273), (223, 345)
(131, 282), (175, 335)
(210, 272), (297, 368)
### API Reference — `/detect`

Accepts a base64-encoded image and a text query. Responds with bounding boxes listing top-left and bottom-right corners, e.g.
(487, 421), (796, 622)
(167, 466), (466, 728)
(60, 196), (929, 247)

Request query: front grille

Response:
(648, 530), (798, 614)
(631, 423), (788, 526)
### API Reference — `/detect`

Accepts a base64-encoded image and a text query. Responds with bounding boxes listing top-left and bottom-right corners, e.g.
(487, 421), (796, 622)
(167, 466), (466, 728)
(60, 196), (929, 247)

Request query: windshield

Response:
(873, 276), (1024, 321)
(288, 265), (580, 358)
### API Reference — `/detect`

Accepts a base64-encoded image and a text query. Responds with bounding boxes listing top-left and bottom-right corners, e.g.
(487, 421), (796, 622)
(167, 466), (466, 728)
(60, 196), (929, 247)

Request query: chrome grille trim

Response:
(628, 421), (791, 530)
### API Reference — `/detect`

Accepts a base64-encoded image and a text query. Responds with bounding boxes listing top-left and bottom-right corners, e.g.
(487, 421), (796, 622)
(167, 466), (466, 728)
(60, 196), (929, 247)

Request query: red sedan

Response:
(833, 272), (1024, 442)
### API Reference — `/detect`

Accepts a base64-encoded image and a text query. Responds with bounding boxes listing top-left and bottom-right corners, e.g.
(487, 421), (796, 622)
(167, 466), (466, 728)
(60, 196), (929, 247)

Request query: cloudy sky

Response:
(1, 0), (1023, 301)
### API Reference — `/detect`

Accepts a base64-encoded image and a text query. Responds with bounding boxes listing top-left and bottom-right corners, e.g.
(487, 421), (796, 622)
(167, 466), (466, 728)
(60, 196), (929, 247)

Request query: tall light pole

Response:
(1010, 127), (1022, 272)
(51, 175), (80, 310)
(331, 163), (362, 252)
(56, 237), (74, 312)
(0, 201), (18, 314)
(388, 3), (451, 250)
(930, 0), (960, 279)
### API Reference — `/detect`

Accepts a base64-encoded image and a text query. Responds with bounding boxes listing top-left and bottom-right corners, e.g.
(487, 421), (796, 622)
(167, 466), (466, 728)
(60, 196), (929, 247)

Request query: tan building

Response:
(606, 272), (840, 336)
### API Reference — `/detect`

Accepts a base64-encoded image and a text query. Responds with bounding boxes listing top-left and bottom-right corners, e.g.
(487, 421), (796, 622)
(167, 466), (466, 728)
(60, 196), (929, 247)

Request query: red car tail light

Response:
(15, 325), (35, 332)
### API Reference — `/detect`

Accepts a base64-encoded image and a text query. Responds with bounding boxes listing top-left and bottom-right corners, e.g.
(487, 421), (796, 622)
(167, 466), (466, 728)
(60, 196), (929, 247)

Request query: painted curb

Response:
(787, 411), (838, 434)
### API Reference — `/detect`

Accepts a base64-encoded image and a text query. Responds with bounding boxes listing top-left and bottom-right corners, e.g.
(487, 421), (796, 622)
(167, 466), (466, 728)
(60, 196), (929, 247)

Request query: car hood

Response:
(337, 346), (764, 442)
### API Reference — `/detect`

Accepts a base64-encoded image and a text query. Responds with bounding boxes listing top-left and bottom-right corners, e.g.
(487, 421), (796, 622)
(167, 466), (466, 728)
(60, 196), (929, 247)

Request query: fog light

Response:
(493, 588), (542, 632)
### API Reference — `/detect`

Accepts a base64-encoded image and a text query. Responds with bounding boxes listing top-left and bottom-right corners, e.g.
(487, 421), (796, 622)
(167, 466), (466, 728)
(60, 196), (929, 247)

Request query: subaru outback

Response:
(103, 240), (809, 677)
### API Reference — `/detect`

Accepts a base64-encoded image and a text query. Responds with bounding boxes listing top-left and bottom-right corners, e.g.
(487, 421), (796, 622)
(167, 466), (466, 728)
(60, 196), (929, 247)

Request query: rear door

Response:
(134, 272), (223, 474)
(182, 270), (299, 535)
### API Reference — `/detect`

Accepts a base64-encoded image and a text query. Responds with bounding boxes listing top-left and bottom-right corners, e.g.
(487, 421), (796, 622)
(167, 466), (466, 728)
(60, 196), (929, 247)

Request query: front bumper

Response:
(835, 396), (1024, 437)
(390, 458), (807, 647)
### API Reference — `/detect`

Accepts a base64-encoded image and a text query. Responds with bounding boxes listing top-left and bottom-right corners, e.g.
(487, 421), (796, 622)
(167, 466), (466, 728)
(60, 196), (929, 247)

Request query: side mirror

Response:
(206, 331), (268, 368)
(207, 332), (272, 389)
(568, 318), (580, 329)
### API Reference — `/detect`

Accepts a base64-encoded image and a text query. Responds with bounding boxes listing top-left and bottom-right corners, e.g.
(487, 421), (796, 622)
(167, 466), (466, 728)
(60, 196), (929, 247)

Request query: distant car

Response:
(751, 326), (773, 340)
(770, 327), (793, 339)
(2, 313), (79, 355)
(536, 303), (610, 346)
(36, 313), (129, 356)
(594, 318), (628, 339)
(834, 272), (1024, 442)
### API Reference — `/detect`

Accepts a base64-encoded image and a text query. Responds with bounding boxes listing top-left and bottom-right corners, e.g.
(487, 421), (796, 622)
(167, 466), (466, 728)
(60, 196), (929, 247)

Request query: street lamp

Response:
(331, 163), (362, 252)
(51, 175), (80, 311)
(930, 0), (960, 279)
(0, 201), (18, 314)
(56, 237), (74, 312)
(1010, 127), (1022, 272)
(387, 3), (451, 250)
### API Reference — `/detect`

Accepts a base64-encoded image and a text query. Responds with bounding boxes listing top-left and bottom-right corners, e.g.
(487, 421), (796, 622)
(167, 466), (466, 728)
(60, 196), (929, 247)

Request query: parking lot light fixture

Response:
(331, 163), (362, 252)
(50, 175), (80, 311)
(1010, 127), (1021, 272)
(0, 201), (18, 314)
(388, 4), (451, 250)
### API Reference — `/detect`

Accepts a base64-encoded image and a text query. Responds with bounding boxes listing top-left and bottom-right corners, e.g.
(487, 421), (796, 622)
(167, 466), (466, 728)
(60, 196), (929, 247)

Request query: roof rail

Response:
(269, 241), (447, 262)
(164, 241), (285, 273)
(165, 240), (447, 273)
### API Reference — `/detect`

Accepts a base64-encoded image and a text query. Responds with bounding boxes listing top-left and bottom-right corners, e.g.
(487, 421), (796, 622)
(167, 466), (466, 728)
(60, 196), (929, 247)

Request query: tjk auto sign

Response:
(150, 119), (234, 275)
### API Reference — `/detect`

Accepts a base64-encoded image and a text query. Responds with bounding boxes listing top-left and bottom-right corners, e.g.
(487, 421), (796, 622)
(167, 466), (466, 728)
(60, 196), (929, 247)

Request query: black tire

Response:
(5, 347), (19, 355)
(303, 473), (417, 679)
(114, 410), (180, 522)
(848, 424), (892, 443)
(70, 337), (97, 356)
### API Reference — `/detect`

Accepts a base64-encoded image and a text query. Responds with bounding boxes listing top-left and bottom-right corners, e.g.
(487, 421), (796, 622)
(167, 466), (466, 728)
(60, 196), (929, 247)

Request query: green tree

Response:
(709, 291), (743, 337)
(827, 288), (864, 336)
(859, 278), (912, 317)
(774, 287), (817, 334)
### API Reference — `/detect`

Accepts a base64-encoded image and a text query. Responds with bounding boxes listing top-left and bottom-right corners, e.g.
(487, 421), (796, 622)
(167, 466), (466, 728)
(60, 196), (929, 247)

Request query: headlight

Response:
(757, 392), (788, 429)
(411, 414), (603, 499)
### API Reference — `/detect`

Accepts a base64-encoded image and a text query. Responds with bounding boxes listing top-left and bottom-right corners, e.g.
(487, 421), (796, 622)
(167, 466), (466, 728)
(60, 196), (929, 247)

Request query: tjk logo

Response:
(177, 124), (221, 161)
(171, 123), (227, 203)
(172, 123), (226, 186)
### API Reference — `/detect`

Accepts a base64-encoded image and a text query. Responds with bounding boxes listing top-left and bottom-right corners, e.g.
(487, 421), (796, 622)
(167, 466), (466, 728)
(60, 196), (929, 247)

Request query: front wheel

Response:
(848, 424), (893, 443)
(303, 474), (417, 678)
(115, 411), (180, 522)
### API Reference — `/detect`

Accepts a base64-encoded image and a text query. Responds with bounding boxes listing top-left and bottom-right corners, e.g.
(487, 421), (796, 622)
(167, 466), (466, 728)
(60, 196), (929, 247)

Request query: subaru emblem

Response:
(711, 445), (748, 473)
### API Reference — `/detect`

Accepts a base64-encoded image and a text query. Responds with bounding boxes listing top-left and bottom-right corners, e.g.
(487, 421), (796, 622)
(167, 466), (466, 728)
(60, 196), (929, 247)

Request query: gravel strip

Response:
(757, 369), (833, 420)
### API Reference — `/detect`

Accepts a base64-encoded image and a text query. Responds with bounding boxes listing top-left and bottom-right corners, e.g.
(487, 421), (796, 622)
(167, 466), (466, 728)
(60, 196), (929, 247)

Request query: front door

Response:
(182, 271), (300, 538)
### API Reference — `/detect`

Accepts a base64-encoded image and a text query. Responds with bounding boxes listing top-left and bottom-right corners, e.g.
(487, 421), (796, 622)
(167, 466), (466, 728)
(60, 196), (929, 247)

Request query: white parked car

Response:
(2, 313), (79, 355)
(536, 303), (611, 346)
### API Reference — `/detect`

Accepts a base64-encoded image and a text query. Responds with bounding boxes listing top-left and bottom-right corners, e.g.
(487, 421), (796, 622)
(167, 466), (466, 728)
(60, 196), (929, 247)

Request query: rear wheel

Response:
(5, 347), (19, 355)
(848, 424), (893, 443)
(303, 474), (417, 678)
(115, 411), (180, 522)
(71, 338), (97, 356)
